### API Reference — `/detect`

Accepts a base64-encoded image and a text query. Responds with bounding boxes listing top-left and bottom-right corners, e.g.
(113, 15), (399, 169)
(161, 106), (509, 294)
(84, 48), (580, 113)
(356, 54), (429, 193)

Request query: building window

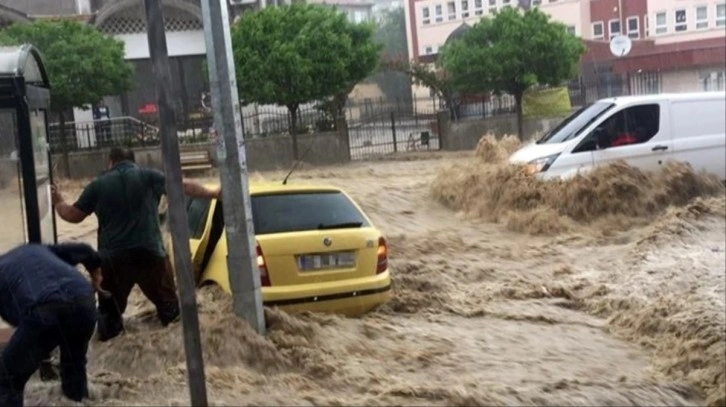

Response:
(655, 12), (667, 34)
(532, 0), (541, 5)
(717, 4), (726, 27)
(502, 0), (511, 5)
(422, 7), (431, 24)
(627, 16), (639, 38)
(474, 0), (483, 15)
(435, 4), (443, 22)
(609, 19), (621, 38)
(425, 46), (433, 55)
(447, 1), (456, 20)
(462, 0), (470, 18)
(488, 0), (496, 5)
(592, 21), (604, 39)
(695, 6), (709, 29)
(675, 9), (687, 31)
(700, 70), (725, 91)
(567, 25), (576, 36)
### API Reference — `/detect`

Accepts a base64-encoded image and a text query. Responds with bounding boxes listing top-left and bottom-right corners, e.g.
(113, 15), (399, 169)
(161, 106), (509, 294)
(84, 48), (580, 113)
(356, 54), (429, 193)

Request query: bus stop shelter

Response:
(0, 43), (58, 347)
(0, 44), (57, 255)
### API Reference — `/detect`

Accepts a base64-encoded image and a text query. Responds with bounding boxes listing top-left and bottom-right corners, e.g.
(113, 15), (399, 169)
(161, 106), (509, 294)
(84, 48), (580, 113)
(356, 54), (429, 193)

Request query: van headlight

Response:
(525, 153), (560, 175)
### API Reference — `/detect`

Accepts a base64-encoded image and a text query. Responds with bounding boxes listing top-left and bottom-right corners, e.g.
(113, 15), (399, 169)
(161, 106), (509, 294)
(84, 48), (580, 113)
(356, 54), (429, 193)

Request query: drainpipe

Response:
(618, 0), (623, 36)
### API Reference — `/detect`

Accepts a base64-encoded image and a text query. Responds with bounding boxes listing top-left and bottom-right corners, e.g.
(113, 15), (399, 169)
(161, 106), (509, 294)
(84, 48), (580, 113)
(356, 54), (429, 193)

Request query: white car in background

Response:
(510, 92), (726, 181)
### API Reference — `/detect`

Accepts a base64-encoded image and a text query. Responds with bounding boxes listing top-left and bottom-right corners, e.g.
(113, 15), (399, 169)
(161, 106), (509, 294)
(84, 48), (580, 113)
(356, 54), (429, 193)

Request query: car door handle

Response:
(652, 145), (668, 151)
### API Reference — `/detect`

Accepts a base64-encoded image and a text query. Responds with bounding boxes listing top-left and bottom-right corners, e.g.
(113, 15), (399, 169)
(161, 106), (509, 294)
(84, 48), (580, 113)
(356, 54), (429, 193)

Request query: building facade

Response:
(404, 0), (726, 101)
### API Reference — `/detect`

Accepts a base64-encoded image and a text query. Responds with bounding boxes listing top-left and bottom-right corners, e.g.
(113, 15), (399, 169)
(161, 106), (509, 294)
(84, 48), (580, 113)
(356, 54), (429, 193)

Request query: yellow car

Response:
(183, 182), (392, 316)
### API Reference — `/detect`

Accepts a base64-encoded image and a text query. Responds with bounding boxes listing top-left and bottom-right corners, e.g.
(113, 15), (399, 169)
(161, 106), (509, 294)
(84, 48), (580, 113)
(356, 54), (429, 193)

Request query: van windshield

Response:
(536, 101), (615, 144)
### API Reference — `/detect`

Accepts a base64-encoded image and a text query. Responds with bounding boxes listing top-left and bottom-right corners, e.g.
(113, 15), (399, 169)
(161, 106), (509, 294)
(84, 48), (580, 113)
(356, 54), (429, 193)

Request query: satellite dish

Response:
(609, 35), (632, 57)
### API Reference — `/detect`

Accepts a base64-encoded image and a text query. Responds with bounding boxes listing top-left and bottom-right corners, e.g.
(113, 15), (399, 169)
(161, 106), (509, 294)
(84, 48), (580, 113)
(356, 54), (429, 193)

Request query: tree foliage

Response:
(0, 19), (134, 177)
(374, 7), (407, 61)
(231, 4), (380, 158)
(440, 7), (585, 138)
(372, 7), (412, 103)
(0, 19), (133, 114)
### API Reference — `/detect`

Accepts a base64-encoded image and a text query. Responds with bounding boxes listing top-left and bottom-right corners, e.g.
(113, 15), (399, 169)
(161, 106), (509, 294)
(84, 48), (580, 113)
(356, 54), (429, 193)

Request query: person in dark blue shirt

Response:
(0, 242), (107, 407)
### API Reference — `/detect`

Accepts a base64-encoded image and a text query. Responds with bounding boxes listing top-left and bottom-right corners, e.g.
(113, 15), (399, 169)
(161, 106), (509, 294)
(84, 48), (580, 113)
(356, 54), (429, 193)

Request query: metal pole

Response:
(142, 1), (209, 405)
(201, 0), (266, 334)
(390, 111), (397, 153)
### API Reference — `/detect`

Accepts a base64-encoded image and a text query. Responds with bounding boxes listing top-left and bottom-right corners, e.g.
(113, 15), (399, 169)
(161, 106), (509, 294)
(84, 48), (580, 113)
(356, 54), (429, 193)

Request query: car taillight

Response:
(256, 243), (271, 287)
(376, 237), (388, 274)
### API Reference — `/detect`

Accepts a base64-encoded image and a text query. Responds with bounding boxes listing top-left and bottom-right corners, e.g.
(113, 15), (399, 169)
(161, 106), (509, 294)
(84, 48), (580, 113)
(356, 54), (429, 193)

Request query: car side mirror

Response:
(595, 128), (611, 149)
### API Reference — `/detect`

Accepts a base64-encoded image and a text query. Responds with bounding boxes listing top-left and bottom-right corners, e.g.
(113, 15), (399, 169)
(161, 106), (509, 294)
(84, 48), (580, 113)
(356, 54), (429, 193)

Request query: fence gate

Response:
(346, 100), (440, 160)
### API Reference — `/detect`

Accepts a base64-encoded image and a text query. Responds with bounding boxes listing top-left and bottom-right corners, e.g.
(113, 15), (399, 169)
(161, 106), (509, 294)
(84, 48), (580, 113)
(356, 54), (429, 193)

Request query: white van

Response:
(509, 92), (726, 181)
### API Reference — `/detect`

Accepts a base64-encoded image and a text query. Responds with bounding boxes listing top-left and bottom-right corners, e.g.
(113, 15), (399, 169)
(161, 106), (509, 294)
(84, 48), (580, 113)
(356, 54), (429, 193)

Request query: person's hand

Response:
(90, 268), (112, 298)
(50, 183), (64, 206)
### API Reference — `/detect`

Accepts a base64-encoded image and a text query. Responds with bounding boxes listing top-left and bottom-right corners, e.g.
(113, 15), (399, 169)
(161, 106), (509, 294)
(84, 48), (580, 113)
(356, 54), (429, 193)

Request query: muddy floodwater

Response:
(10, 145), (726, 406)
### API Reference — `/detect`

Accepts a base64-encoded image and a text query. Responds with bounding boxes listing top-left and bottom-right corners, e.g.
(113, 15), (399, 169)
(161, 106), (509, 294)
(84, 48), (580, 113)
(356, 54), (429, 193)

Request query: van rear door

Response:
(668, 96), (726, 180)
(591, 101), (672, 173)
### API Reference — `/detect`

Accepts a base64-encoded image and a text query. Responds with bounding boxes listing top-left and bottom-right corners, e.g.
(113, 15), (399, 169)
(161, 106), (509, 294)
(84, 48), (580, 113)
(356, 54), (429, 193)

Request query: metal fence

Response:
(566, 71), (666, 107)
(48, 116), (215, 153)
(51, 78), (657, 156)
(347, 100), (440, 160)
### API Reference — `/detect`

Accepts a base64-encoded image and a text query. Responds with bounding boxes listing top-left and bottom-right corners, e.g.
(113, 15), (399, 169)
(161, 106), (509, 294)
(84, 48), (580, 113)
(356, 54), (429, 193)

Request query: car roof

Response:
(203, 181), (344, 196)
(598, 91), (725, 106)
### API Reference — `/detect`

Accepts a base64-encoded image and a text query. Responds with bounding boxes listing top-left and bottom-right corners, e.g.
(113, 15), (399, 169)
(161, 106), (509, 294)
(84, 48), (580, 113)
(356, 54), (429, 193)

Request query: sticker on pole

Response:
(609, 35), (632, 58)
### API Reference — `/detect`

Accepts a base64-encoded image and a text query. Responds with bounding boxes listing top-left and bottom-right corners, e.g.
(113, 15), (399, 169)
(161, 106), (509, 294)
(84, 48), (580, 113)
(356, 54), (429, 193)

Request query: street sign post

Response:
(142, 0), (209, 405)
(201, 0), (266, 335)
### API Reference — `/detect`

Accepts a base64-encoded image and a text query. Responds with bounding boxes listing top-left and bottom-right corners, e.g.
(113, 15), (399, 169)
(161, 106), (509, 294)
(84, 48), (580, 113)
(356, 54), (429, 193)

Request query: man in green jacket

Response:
(52, 147), (220, 341)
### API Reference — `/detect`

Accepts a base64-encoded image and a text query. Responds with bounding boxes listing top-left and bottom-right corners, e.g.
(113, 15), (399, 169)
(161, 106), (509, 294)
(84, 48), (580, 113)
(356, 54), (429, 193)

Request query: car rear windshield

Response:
(251, 191), (370, 235)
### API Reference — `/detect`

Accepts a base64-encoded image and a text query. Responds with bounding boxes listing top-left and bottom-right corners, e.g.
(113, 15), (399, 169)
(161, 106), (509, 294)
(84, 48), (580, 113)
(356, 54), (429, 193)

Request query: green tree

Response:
(440, 6), (585, 139)
(0, 19), (133, 177)
(372, 7), (412, 103)
(232, 4), (380, 159)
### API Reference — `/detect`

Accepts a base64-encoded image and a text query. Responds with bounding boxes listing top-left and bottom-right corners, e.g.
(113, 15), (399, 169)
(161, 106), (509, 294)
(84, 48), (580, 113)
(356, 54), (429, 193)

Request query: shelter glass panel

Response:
(0, 109), (27, 251)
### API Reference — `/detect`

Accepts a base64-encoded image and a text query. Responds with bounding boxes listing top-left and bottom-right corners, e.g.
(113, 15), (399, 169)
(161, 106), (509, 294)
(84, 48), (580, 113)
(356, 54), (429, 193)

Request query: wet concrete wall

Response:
(439, 112), (571, 151)
(54, 130), (349, 180)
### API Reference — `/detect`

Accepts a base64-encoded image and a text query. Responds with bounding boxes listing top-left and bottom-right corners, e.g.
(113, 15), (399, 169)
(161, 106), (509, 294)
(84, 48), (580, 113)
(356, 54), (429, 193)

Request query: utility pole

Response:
(142, 0), (209, 405)
(201, 0), (266, 334)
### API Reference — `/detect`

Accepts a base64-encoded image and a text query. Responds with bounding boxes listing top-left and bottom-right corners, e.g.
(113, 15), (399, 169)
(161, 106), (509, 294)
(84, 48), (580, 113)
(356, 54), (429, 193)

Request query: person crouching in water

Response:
(0, 242), (108, 407)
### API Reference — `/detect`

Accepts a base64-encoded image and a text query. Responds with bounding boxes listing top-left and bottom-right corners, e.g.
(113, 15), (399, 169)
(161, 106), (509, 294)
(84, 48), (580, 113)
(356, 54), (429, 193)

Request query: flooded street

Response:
(18, 148), (726, 406)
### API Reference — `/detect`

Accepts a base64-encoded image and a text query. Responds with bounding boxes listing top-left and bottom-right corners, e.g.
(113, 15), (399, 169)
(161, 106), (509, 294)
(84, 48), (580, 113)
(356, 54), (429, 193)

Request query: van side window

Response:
(574, 104), (661, 152)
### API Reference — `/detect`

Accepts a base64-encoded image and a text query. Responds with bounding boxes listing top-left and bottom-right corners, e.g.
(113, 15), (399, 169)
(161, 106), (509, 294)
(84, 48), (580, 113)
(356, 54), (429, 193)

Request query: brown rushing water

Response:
(5, 146), (723, 406)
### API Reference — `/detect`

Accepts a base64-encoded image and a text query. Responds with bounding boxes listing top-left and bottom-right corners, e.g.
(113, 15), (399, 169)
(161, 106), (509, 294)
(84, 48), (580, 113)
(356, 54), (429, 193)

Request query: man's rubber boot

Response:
(97, 296), (124, 342)
(39, 359), (59, 382)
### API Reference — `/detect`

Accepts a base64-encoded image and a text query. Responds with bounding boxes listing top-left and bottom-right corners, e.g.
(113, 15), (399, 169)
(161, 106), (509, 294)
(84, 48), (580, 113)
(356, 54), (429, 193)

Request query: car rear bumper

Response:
(262, 270), (392, 316)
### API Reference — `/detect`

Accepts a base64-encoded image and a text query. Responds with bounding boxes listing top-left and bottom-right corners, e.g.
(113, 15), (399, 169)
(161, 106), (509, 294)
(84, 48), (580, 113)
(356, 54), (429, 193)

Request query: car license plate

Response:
(297, 252), (355, 271)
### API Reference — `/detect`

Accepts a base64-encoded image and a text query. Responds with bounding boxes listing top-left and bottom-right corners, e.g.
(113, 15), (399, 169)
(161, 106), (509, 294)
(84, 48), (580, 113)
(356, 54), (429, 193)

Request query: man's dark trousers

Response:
(0, 296), (97, 407)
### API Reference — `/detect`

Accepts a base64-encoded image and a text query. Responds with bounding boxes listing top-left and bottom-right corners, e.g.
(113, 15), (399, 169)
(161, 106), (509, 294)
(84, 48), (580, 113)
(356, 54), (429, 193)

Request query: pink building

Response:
(403, 0), (726, 99)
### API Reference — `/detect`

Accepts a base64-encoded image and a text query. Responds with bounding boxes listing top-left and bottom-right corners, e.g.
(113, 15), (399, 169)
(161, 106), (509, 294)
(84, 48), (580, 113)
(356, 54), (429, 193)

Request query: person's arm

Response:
(52, 184), (92, 224)
(145, 169), (221, 200)
(48, 242), (109, 297)
(183, 178), (222, 200)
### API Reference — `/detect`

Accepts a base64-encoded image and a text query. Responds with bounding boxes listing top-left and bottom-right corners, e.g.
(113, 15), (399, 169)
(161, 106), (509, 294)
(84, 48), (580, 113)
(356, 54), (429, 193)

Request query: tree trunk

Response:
(58, 111), (71, 178)
(288, 105), (300, 160)
(446, 94), (458, 121)
(334, 92), (347, 118)
(514, 90), (524, 141)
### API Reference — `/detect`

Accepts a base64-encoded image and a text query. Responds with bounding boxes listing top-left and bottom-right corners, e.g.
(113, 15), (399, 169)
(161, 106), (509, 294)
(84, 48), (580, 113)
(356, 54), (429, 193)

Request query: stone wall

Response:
(54, 130), (350, 179)
(438, 111), (571, 151)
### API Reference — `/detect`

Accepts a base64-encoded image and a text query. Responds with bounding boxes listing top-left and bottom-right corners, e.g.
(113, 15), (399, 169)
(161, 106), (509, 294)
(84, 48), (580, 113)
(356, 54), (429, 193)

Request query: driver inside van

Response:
(598, 113), (637, 149)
